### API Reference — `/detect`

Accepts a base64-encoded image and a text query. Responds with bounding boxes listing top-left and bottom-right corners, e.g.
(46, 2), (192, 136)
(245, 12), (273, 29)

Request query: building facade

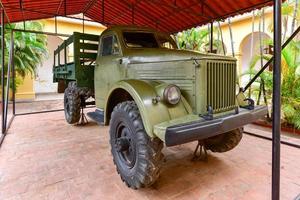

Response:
(15, 17), (105, 100)
(16, 10), (276, 100)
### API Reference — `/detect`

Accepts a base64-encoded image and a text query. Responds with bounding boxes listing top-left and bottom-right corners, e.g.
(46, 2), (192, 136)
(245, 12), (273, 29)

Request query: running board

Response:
(87, 109), (104, 125)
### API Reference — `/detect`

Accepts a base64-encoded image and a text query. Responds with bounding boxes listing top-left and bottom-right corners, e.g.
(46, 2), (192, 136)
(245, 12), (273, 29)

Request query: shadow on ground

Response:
(0, 110), (299, 200)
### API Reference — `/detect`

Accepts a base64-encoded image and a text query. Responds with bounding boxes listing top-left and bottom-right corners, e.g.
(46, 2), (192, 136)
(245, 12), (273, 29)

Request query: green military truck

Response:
(53, 26), (267, 189)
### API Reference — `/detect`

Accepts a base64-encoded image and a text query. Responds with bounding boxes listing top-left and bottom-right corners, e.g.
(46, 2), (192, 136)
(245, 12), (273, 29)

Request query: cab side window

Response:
(112, 36), (120, 55)
(101, 35), (120, 56)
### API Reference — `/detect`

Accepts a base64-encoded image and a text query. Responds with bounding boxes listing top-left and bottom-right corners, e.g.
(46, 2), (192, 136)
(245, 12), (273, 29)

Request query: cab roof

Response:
(106, 25), (157, 33)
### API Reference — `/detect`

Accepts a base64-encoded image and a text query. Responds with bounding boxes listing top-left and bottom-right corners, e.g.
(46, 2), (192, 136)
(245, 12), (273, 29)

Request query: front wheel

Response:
(109, 101), (163, 189)
(204, 128), (243, 153)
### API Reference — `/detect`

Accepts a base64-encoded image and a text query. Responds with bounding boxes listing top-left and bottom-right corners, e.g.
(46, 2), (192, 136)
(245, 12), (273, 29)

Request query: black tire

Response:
(204, 129), (243, 153)
(64, 84), (81, 124)
(109, 101), (163, 189)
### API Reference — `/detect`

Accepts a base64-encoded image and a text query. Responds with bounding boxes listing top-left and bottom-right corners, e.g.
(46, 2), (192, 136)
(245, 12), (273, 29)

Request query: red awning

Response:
(1, 0), (273, 33)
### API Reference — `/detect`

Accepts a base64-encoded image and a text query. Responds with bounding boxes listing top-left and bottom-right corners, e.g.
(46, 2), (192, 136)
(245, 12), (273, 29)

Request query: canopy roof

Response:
(1, 0), (273, 33)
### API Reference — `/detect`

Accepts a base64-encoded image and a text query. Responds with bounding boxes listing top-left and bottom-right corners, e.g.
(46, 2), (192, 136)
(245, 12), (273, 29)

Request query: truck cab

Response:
(94, 26), (177, 109)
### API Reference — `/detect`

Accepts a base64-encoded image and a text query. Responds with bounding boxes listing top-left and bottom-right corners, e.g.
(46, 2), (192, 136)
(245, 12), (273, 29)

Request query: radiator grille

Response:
(207, 61), (236, 113)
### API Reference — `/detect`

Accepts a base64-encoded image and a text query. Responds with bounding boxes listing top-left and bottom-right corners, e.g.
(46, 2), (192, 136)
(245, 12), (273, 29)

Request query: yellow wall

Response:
(16, 12), (275, 100)
(15, 75), (35, 99)
(43, 18), (106, 36)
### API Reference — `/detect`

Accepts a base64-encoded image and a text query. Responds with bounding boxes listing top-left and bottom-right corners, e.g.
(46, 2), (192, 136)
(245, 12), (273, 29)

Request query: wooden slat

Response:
(75, 32), (100, 41)
(79, 52), (97, 59)
(79, 43), (99, 51)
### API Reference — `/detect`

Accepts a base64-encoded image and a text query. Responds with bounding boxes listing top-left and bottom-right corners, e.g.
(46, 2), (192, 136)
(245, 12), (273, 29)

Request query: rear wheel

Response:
(64, 83), (81, 124)
(109, 101), (163, 189)
(204, 128), (243, 153)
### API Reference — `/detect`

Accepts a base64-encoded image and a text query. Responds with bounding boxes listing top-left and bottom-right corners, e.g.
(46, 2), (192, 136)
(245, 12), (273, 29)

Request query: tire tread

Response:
(204, 129), (243, 153)
(64, 83), (81, 124)
(110, 101), (163, 189)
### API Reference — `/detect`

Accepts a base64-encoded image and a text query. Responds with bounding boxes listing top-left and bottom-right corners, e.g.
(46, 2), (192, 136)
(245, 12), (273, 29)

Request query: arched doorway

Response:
(239, 32), (271, 86)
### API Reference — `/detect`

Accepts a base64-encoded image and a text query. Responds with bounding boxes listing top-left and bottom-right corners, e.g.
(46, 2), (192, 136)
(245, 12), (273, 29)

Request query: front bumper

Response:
(165, 106), (268, 146)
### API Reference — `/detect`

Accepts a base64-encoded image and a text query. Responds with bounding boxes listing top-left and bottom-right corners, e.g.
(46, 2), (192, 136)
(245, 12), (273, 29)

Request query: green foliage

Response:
(0, 21), (48, 90)
(243, 39), (300, 128)
(242, 0), (300, 129)
(175, 27), (225, 54)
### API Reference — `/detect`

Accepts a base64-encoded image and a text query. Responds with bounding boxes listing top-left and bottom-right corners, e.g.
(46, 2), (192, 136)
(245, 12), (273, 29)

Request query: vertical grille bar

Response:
(208, 62), (211, 109)
(229, 63), (232, 106)
(219, 62), (221, 111)
(206, 61), (236, 113)
(231, 63), (235, 106)
(213, 63), (216, 110)
(233, 63), (237, 105)
(231, 63), (233, 107)
(221, 63), (227, 108)
(228, 63), (231, 107)
(226, 63), (229, 109)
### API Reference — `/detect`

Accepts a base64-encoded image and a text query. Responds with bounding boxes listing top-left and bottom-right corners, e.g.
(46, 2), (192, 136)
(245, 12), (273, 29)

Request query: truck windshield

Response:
(123, 32), (159, 48)
(157, 34), (177, 49)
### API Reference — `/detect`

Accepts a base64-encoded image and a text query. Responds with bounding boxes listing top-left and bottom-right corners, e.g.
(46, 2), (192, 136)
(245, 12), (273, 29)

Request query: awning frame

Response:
(0, 1), (287, 199)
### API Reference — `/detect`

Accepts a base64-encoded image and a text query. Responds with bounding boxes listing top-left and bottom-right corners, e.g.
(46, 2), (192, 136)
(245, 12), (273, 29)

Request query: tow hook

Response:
(200, 105), (214, 120)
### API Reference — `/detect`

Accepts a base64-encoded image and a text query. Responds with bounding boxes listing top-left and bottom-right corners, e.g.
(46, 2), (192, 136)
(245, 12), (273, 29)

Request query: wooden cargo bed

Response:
(53, 32), (100, 92)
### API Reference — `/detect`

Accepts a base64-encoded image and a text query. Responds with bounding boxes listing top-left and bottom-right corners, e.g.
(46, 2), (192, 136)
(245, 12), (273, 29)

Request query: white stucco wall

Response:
(240, 32), (271, 86)
(34, 35), (64, 94)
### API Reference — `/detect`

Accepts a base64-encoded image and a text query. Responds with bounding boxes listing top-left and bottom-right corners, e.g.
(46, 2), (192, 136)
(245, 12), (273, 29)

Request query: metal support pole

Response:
(82, 14), (85, 33)
(102, 0), (105, 23)
(131, 4), (135, 25)
(4, 31), (13, 128)
(82, 14), (85, 64)
(8, 28), (70, 37)
(1, 9), (5, 134)
(64, 41), (67, 72)
(55, 16), (57, 34)
(228, 18), (235, 57)
(217, 21), (226, 55)
(257, 9), (270, 118)
(64, 0), (67, 16)
(272, 0), (281, 199)
(210, 22), (213, 53)
(12, 31), (15, 115)
(257, 12), (263, 105)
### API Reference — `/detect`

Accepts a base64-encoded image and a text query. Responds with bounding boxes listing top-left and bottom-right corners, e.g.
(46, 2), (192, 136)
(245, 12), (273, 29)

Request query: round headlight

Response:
(163, 85), (181, 105)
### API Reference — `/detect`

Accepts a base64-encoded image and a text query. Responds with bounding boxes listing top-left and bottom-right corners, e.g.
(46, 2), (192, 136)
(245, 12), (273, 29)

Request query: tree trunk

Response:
(291, 0), (299, 35)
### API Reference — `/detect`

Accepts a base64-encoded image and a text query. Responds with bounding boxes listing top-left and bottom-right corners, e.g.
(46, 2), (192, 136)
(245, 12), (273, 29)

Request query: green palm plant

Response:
(176, 27), (224, 54)
(242, 0), (300, 128)
(243, 40), (300, 128)
(0, 21), (48, 90)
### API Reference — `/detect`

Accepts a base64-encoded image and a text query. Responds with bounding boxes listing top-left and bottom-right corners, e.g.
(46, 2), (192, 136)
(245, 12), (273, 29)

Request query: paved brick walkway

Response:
(0, 111), (299, 200)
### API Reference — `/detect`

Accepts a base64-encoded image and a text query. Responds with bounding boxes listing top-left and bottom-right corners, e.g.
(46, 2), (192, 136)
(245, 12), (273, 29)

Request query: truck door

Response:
(95, 34), (122, 109)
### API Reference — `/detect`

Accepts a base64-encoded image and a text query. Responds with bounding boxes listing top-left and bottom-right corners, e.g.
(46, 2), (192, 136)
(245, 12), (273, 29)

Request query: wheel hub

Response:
(115, 125), (136, 168)
(116, 137), (130, 152)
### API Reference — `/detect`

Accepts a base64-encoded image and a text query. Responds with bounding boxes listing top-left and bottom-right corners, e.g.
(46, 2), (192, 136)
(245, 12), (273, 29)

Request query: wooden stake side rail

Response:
(53, 32), (100, 89)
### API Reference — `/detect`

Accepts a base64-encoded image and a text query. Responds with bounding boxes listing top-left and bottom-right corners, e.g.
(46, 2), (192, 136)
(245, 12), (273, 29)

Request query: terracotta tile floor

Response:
(0, 111), (299, 200)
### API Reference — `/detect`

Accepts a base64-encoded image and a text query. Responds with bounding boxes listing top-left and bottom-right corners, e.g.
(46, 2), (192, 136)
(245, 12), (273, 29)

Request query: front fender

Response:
(105, 79), (192, 139)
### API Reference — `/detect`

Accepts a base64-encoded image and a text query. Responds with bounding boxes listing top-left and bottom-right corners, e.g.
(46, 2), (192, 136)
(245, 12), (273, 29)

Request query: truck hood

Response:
(124, 48), (236, 64)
